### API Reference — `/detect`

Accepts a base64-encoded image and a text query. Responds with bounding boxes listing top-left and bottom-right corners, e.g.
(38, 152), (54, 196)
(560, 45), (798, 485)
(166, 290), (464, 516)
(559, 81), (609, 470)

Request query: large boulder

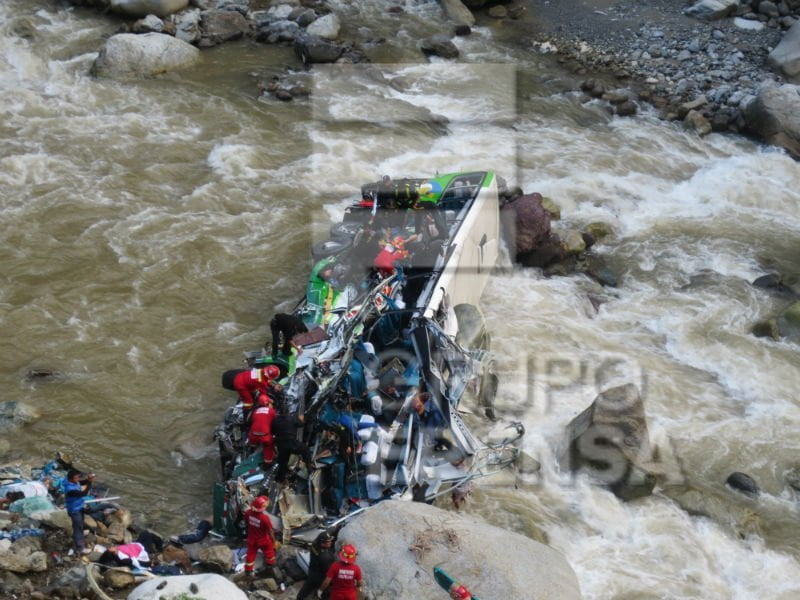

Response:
(683, 0), (739, 21)
(742, 83), (800, 158)
(561, 383), (656, 500)
(339, 500), (581, 600)
(441, 0), (476, 26)
(128, 573), (248, 600)
(110, 0), (188, 18)
(768, 21), (800, 83)
(305, 13), (340, 40)
(500, 192), (552, 256)
(502, 192), (570, 268)
(91, 33), (200, 79)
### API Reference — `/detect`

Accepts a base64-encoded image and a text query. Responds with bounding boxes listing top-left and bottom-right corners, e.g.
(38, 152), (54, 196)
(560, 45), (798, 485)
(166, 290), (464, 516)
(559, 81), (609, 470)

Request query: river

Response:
(1, 1), (799, 598)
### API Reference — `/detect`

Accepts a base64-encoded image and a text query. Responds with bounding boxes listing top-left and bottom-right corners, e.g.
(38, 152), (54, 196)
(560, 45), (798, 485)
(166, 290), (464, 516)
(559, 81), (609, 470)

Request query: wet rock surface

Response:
(340, 500), (582, 600)
(561, 383), (657, 500)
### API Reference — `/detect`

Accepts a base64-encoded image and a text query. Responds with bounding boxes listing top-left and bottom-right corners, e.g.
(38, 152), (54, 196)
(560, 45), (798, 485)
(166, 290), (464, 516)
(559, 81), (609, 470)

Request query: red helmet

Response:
(251, 495), (269, 511)
(256, 394), (272, 407)
(450, 584), (472, 600)
(339, 543), (357, 563)
(262, 365), (280, 380)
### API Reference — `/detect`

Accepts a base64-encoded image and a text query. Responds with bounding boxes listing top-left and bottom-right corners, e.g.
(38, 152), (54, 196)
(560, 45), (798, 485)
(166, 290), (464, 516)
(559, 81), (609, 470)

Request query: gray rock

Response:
(294, 34), (343, 64)
(133, 14), (164, 33)
(305, 13), (340, 40)
(109, 0), (189, 18)
(0, 401), (40, 432)
(129, 574), (248, 600)
(743, 83), (800, 158)
(105, 568), (136, 589)
(256, 20), (301, 44)
(586, 259), (619, 288)
(726, 471), (760, 495)
(684, 0), (740, 22)
(558, 229), (587, 255)
(267, 4), (294, 20)
(420, 34), (460, 59)
(91, 33), (200, 78)
(31, 508), (72, 532)
(48, 566), (89, 598)
(777, 300), (800, 342)
(616, 99), (638, 116)
(0, 545), (48, 574)
(197, 544), (234, 572)
(584, 222), (614, 241)
(561, 384), (656, 500)
(758, 1), (780, 18)
(678, 94), (708, 118)
(753, 273), (782, 289)
(711, 109), (734, 130)
(780, 16), (798, 29)
(734, 16), (767, 30)
(200, 9), (249, 46)
(751, 318), (780, 339)
(340, 501), (581, 600)
(196, 0), (248, 11)
(294, 9), (316, 27)
(767, 21), (800, 82)
(441, 0), (475, 27)
(171, 8), (201, 44)
(727, 90), (747, 105)
(685, 109), (713, 135)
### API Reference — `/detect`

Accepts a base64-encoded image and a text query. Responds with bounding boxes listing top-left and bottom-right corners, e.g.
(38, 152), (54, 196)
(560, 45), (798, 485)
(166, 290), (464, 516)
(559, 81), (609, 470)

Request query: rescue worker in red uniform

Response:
(221, 365), (280, 412)
(319, 543), (363, 600)
(372, 234), (418, 277)
(449, 583), (473, 599)
(243, 495), (276, 575)
(248, 395), (277, 463)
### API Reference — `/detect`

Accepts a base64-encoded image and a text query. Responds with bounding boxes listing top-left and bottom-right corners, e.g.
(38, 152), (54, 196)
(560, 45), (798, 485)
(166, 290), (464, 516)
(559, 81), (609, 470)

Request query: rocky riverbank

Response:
(64, 1), (800, 156)
(484, 0), (800, 155)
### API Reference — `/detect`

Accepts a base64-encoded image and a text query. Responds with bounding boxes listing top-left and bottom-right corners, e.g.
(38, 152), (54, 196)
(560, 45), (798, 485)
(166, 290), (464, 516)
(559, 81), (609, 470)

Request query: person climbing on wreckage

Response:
(272, 405), (315, 484)
(249, 394), (277, 467)
(221, 364), (281, 416)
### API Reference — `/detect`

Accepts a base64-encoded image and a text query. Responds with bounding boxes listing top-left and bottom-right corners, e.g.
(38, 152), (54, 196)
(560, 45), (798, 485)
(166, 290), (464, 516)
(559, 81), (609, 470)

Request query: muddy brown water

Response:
(2, 1), (799, 597)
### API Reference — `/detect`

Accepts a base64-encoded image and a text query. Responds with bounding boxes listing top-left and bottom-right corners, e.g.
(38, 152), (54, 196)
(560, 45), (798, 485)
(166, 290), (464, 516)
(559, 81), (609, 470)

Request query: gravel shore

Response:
(512, 0), (793, 131)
